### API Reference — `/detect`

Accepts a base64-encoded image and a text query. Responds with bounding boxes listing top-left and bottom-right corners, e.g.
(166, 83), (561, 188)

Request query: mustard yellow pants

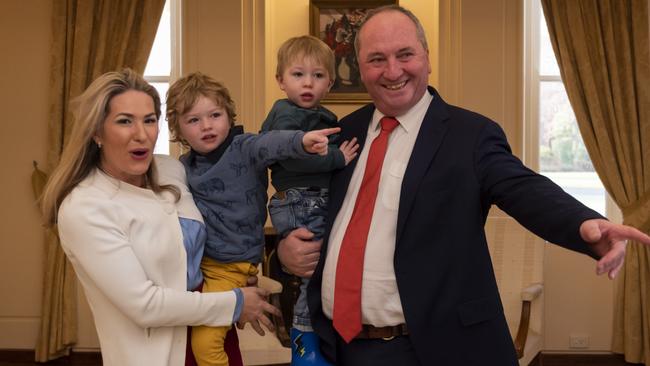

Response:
(191, 257), (258, 366)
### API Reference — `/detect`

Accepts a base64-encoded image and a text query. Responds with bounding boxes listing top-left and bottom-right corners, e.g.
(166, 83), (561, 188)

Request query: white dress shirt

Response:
(322, 90), (434, 326)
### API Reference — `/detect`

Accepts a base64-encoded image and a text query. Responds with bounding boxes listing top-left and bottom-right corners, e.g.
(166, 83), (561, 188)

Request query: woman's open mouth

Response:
(130, 148), (149, 160)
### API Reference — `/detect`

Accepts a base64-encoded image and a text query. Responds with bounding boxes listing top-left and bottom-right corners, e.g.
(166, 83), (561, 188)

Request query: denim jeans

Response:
(269, 187), (328, 328)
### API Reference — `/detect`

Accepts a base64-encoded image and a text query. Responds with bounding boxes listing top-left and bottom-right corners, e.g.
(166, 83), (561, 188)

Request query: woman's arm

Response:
(58, 191), (237, 328)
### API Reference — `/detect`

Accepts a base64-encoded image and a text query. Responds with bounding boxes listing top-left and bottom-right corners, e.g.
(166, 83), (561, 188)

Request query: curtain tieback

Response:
(620, 189), (650, 233)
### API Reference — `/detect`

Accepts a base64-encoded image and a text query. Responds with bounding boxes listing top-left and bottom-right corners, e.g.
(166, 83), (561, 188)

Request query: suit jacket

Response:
(307, 87), (602, 365)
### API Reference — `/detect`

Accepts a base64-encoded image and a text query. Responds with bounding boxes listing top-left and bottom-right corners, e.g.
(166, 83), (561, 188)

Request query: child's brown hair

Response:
(166, 72), (237, 147)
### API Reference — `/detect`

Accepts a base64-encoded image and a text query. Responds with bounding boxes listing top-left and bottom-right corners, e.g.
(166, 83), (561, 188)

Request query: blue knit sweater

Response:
(180, 126), (309, 263)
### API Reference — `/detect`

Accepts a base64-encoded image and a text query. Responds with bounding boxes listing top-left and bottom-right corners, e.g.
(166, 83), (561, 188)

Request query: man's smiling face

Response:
(356, 10), (431, 117)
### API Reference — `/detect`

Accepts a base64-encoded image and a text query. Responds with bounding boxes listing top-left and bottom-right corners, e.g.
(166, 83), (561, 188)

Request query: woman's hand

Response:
(237, 287), (281, 336)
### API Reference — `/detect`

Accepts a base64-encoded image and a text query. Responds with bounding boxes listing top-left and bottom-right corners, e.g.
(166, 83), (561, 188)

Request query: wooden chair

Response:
(484, 216), (545, 366)
(235, 228), (291, 365)
(263, 228), (301, 348)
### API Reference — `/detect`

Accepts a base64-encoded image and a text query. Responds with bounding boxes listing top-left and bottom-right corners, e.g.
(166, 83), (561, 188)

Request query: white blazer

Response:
(58, 155), (236, 366)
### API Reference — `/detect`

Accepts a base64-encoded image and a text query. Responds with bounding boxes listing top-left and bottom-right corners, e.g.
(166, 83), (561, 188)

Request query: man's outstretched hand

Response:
(580, 218), (650, 279)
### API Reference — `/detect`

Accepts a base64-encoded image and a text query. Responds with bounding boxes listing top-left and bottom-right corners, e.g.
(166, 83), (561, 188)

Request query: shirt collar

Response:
(370, 88), (434, 133)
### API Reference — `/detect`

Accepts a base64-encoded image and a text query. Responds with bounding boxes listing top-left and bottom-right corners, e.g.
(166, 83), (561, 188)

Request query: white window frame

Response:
(523, 0), (617, 219)
(144, 0), (183, 157)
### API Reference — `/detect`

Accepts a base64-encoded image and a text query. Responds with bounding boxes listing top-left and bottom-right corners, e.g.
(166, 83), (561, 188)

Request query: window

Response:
(144, 0), (181, 155)
(525, 0), (606, 215)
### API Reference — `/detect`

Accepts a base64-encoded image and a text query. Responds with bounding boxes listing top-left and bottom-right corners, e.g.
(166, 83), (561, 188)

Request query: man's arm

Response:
(475, 119), (602, 256)
(474, 119), (650, 278)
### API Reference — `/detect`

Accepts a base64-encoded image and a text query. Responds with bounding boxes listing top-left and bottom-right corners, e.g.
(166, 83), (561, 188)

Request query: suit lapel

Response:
(328, 91), (451, 245)
(396, 88), (450, 243)
(328, 104), (374, 223)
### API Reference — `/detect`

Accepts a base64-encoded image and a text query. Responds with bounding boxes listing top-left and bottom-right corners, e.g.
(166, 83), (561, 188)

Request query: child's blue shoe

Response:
(290, 328), (333, 366)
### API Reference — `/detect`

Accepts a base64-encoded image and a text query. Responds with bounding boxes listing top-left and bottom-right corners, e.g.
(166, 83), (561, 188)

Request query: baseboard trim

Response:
(0, 349), (102, 363)
(0, 349), (290, 366)
(3, 349), (636, 366)
(531, 352), (643, 365)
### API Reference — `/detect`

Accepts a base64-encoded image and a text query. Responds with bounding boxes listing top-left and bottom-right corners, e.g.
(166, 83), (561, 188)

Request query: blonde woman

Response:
(41, 69), (279, 366)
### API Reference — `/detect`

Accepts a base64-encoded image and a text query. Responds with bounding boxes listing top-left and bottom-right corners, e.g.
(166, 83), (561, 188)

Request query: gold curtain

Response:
(36, 0), (165, 361)
(541, 0), (650, 363)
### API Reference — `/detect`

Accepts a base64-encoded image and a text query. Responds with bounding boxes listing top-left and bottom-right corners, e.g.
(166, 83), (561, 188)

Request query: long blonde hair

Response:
(41, 69), (179, 227)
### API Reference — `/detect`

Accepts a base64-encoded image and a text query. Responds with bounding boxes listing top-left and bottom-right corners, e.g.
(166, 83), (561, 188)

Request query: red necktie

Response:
(333, 116), (400, 343)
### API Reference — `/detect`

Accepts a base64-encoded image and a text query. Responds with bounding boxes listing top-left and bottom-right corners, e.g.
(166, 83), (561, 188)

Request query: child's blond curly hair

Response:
(166, 72), (237, 147)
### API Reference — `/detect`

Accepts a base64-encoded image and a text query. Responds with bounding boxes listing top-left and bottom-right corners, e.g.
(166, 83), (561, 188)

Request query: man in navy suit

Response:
(276, 5), (650, 366)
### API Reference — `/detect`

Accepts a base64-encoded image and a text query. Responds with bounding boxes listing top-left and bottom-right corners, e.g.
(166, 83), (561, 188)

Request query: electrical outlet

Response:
(569, 334), (589, 349)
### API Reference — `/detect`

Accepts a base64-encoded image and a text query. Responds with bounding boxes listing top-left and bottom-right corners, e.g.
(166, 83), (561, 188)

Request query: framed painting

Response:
(309, 0), (397, 103)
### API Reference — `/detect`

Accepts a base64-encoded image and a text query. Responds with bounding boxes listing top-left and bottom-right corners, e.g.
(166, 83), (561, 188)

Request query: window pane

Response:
(151, 82), (169, 155)
(543, 172), (605, 215)
(539, 13), (560, 76)
(144, 1), (171, 77)
(538, 81), (605, 214)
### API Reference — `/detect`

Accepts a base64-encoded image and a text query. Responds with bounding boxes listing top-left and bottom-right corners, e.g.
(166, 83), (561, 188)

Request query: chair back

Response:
(485, 215), (545, 365)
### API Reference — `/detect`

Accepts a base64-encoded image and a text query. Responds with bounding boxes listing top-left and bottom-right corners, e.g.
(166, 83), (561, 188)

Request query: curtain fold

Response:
(36, 0), (165, 361)
(541, 0), (650, 364)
